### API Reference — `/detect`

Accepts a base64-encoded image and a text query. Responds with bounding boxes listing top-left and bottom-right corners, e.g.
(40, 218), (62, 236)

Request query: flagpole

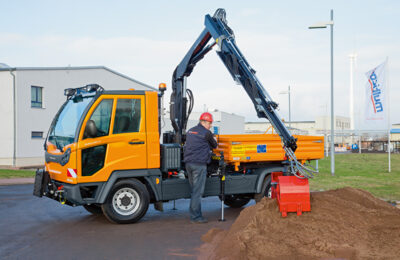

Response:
(386, 57), (391, 172)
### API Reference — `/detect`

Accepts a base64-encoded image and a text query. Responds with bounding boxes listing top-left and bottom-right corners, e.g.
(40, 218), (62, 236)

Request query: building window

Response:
(31, 86), (43, 108)
(31, 131), (43, 139)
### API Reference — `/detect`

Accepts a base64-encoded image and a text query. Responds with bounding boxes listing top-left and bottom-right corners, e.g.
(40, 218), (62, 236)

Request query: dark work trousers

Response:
(186, 163), (207, 221)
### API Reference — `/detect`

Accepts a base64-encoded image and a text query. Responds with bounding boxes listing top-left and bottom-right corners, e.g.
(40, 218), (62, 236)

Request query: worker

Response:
(184, 112), (218, 223)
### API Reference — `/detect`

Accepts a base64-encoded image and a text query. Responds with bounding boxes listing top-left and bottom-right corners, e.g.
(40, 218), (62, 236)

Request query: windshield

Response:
(48, 96), (94, 150)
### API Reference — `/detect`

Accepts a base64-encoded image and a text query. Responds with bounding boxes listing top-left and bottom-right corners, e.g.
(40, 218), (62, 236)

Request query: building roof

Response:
(0, 65), (156, 90)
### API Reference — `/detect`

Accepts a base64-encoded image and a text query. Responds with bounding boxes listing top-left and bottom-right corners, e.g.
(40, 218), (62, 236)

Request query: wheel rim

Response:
(112, 187), (141, 216)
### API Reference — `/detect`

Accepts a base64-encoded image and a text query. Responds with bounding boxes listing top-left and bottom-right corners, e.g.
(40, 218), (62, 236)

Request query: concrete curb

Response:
(0, 178), (35, 186)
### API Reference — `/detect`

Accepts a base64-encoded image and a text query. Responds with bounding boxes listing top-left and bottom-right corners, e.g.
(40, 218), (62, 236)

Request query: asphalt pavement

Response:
(0, 184), (251, 260)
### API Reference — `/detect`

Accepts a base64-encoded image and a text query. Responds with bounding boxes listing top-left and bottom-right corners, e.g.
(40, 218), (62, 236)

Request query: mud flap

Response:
(33, 169), (50, 197)
(154, 201), (164, 212)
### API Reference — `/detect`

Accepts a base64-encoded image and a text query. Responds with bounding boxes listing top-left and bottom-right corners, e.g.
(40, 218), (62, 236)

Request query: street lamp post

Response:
(279, 85), (291, 129)
(309, 9), (335, 176)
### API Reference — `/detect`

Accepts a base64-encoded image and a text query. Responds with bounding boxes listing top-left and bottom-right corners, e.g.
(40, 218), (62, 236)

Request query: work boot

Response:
(191, 218), (208, 224)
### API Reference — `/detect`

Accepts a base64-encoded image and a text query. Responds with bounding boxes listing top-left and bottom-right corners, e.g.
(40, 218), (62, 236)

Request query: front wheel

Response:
(223, 195), (251, 208)
(101, 179), (150, 224)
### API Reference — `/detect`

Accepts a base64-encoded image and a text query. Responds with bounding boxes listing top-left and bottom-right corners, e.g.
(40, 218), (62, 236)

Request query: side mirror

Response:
(85, 120), (98, 138)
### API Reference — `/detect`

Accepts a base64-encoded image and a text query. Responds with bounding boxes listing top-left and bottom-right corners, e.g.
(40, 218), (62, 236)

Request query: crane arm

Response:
(170, 9), (316, 177)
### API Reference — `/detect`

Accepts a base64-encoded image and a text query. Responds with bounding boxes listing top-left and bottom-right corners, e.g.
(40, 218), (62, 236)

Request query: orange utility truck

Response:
(34, 9), (323, 223)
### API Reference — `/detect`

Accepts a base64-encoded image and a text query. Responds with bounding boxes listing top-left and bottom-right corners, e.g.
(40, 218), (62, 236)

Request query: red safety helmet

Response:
(200, 112), (213, 122)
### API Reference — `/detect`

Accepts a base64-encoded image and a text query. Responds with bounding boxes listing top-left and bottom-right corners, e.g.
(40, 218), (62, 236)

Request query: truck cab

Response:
(45, 86), (160, 186)
(36, 85), (165, 223)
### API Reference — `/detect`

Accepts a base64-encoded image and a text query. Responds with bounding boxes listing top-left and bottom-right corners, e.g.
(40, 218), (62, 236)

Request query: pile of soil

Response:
(199, 187), (400, 260)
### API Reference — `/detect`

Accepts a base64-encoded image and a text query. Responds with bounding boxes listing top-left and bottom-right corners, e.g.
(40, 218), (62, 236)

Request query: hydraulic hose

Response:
(284, 147), (319, 179)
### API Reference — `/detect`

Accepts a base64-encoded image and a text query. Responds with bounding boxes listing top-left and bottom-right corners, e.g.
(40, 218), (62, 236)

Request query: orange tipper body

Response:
(214, 134), (324, 169)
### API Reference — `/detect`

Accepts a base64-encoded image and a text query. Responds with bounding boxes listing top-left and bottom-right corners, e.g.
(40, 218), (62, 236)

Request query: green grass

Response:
(309, 153), (400, 201)
(0, 169), (36, 179)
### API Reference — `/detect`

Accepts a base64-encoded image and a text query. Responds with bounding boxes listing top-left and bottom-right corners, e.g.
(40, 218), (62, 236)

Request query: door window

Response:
(82, 145), (107, 176)
(87, 99), (113, 138)
(113, 99), (141, 134)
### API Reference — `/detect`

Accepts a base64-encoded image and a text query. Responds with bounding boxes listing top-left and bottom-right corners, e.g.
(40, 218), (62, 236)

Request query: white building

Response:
(160, 110), (245, 136)
(315, 116), (351, 134)
(0, 65), (155, 167)
(189, 110), (245, 135)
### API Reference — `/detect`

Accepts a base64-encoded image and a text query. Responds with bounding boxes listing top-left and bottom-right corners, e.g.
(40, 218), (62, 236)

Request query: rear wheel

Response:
(223, 195), (251, 208)
(101, 179), (150, 224)
(83, 204), (103, 215)
(254, 175), (272, 202)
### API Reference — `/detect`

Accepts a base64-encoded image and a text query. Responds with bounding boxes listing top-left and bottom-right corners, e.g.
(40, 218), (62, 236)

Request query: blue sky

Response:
(1, 0), (399, 128)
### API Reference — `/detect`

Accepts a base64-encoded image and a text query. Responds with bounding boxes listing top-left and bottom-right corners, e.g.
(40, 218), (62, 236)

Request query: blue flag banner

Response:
(364, 61), (388, 128)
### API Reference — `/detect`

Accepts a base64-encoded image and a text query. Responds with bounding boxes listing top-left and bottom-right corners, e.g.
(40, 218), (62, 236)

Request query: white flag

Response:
(364, 61), (387, 128)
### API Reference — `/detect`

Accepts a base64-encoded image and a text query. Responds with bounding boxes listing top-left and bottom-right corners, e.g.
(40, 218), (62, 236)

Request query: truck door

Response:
(77, 94), (147, 183)
(107, 95), (147, 170)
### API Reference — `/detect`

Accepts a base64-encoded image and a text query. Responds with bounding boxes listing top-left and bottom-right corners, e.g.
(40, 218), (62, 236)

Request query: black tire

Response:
(101, 179), (150, 224)
(83, 204), (103, 215)
(254, 175), (272, 202)
(223, 195), (251, 208)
